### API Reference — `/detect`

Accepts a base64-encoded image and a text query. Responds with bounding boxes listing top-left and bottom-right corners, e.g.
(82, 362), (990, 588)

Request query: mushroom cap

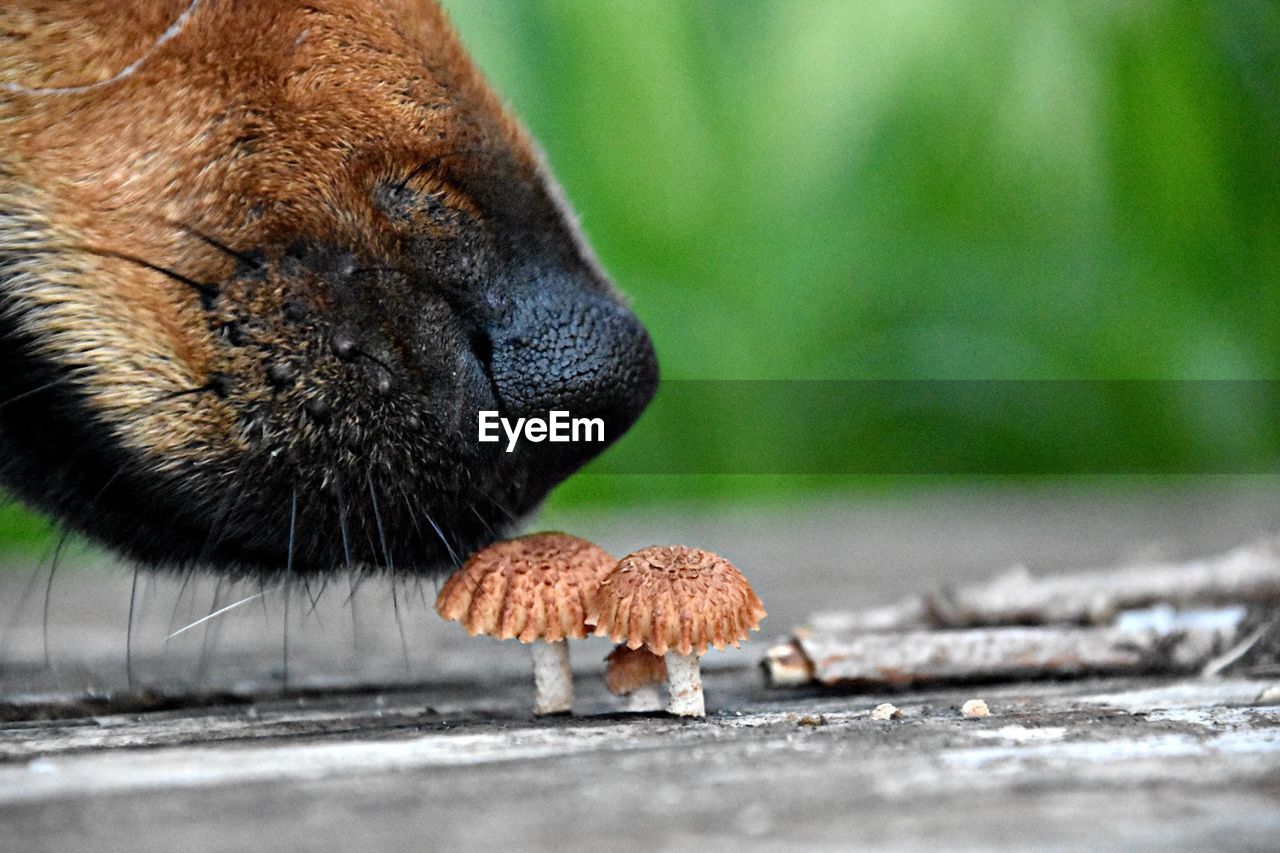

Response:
(435, 532), (615, 643)
(586, 545), (766, 656)
(604, 644), (668, 695)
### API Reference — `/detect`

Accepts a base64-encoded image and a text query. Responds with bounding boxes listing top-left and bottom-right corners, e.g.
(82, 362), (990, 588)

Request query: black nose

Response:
(486, 272), (659, 483)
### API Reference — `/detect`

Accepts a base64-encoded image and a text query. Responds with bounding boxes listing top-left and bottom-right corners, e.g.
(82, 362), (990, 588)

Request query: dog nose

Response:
(486, 272), (659, 482)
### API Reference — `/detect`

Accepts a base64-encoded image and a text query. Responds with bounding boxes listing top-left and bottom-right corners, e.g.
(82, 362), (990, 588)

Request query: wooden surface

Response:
(3, 485), (1280, 851)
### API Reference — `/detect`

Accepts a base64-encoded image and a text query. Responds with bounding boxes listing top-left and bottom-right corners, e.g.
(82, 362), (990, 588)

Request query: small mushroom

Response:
(604, 644), (668, 712)
(435, 532), (615, 715)
(587, 545), (766, 717)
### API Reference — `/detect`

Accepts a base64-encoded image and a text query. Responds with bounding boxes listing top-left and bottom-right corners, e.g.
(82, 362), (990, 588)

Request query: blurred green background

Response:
(2, 0), (1279, 550)
(441, 0), (1280, 509)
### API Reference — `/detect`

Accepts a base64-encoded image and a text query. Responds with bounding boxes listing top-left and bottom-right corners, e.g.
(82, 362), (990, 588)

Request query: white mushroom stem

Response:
(664, 651), (705, 717)
(530, 640), (572, 715)
(625, 683), (663, 713)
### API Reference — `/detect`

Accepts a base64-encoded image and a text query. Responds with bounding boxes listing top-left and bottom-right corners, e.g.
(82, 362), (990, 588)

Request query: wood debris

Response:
(871, 703), (901, 720)
(766, 536), (1280, 689)
(808, 536), (1280, 633)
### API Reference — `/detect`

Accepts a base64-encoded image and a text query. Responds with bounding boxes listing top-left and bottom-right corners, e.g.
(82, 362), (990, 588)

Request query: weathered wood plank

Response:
(4, 490), (1280, 851)
(2, 673), (1278, 851)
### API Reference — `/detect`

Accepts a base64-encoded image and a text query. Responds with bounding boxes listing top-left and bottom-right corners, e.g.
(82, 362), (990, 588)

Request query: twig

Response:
(766, 609), (1243, 688)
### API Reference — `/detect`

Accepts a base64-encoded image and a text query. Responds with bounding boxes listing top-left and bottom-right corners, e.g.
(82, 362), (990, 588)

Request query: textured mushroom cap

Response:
(586, 545), (766, 656)
(604, 645), (668, 695)
(435, 532), (615, 643)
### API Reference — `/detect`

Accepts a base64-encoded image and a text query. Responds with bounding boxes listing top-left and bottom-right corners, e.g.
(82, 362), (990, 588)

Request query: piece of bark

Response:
(765, 608), (1244, 688)
(762, 640), (816, 687)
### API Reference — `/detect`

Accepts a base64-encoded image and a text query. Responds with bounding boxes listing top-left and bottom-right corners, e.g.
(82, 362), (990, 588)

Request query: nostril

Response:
(486, 289), (658, 482)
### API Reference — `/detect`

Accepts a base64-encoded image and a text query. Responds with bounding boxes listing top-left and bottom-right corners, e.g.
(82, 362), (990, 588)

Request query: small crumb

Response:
(795, 713), (827, 727)
(962, 699), (990, 718)
(871, 703), (901, 721)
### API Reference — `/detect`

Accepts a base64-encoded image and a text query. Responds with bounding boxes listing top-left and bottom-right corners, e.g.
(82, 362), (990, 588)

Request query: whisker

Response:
(424, 511), (461, 568)
(302, 578), (327, 624)
(166, 570), (196, 638)
(367, 472), (393, 574)
(394, 147), (495, 193)
(343, 571), (369, 606)
(391, 581), (410, 675)
(125, 565), (140, 688)
(258, 576), (271, 625)
(1, 0), (204, 96)
(391, 479), (429, 553)
(42, 528), (71, 669)
(480, 491), (520, 525)
(334, 484), (362, 667)
(166, 588), (276, 640)
(0, 375), (78, 410)
(85, 467), (124, 506)
(469, 504), (498, 538)
(282, 489), (298, 691)
(155, 383), (224, 403)
(195, 576), (227, 684)
(197, 455), (252, 565)
(368, 471), (410, 673)
(79, 246), (219, 302)
(349, 575), (362, 665)
(334, 482), (353, 569)
(352, 347), (394, 375)
(167, 220), (264, 271)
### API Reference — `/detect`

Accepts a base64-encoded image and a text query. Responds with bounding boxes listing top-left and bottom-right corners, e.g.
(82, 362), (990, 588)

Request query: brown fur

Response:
(3, 0), (544, 462)
(0, 0), (657, 576)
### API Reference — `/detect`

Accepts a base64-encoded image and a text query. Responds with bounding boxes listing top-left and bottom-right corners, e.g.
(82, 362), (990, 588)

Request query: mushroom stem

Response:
(625, 683), (663, 713)
(664, 652), (705, 717)
(530, 640), (573, 715)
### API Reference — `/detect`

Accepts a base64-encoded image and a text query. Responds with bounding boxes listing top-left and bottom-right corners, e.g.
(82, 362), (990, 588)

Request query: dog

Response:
(0, 0), (658, 580)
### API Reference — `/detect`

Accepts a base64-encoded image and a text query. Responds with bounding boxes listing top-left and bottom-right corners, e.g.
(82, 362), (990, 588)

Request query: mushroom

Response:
(435, 532), (615, 715)
(587, 545), (766, 717)
(604, 644), (668, 712)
